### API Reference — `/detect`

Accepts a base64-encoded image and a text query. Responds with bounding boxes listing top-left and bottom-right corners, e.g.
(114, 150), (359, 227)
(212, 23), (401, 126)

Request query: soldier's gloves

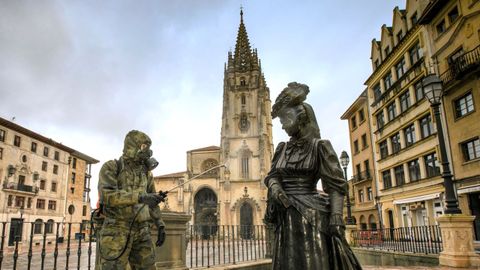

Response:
(138, 193), (163, 208)
(156, 226), (166, 247)
(158, 190), (168, 203)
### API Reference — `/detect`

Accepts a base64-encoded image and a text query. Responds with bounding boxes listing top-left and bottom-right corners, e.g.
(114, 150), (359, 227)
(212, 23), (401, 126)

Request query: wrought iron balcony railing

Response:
(440, 45), (480, 85)
(352, 170), (372, 183)
(3, 181), (39, 194)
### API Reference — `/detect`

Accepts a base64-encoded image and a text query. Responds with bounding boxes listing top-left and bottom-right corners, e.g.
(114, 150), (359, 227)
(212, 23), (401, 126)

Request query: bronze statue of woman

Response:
(264, 82), (362, 270)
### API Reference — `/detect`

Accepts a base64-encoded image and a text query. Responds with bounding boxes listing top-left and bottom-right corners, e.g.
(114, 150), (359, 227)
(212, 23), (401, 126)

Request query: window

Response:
(71, 187), (75, 194)
(72, 157), (77, 169)
(48, 200), (56, 210)
(51, 182), (57, 192)
(34, 219), (43, 234)
(36, 199), (45, 209)
(71, 172), (76, 184)
(380, 140), (389, 159)
(31, 142), (37, 153)
(391, 133), (401, 154)
(45, 220), (54, 234)
(436, 19), (446, 35)
(409, 42), (423, 65)
(404, 124), (416, 147)
(411, 12), (418, 26)
(361, 134), (368, 149)
(399, 91), (411, 112)
(27, 198), (32, 208)
(14, 135), (21, 147)
(21, 155), (27, 163)
(241, 94), (246, 105)
(373, 83), (382, 100)
(358, 190), (364, 203)
(382, 170), (392, 189)
(354, 140), (359, 154)
(415, 81), (424, 102)
(449, 48), (464, 63)
(351, 116), (357, 129)
(7, 195), (13, 207)
(15, 196), (25, 208)
(367, 187), (373, 201)
(384, 46), (391, 57)
(241, 156), (249, 179)
(376, 111), (385, 129)
(0, 129), (5, 142)
(18, 175), (25, 185)
(359, 109), (365, 122)
(420, 114), (434, 138)
(0, 147), (3, 160)
(396, 30), (404, 43)
(54, 151), (59, 161)
(40, 179), (46, 190)
(395, 58), (406, 79)
(53, 165), (58, 175)
(448, 6), (459, 23)
(364, 160), (370, 178)
(240, 78), (246, 86)
(384, 72), (393, 90)
(387, 102), (397, 121)
(43, 147), (49, 157)
(42, 161), (47, 172)
(83, 205), (87, 216)
(462, 138), (480, 161)
(424, 153), (441, 178)
(374, 59), (380, 69)
(394, 165), (405, 186)
(356, 164), (361, 177)
(454, 92), (474, 118)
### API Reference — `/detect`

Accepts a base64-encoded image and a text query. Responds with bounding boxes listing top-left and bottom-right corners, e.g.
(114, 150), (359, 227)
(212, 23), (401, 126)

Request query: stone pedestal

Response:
(437, 214), (480, 268)
(153, 211), (191, 270)
(345, 224), (357, 246)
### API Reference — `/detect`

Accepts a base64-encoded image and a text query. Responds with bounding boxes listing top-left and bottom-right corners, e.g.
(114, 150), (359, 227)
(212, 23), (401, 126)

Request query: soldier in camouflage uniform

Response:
(97, 130), (166, 270)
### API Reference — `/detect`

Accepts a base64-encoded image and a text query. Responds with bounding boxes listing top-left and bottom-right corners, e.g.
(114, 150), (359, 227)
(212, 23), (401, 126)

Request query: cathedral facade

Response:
(154, 11), (273, 229)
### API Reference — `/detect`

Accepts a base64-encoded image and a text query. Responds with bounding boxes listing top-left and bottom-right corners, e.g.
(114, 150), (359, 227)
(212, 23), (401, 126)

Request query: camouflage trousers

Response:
(97, 223), (156, 270)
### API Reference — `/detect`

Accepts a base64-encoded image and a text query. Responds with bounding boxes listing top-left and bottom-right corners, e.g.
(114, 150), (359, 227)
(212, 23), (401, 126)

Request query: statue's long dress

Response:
(264, 138), (361, 270)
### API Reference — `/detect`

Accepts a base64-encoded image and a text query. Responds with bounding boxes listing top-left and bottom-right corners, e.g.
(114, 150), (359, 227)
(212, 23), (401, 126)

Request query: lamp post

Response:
(340, 151), (354, 225)
(422, 74), (462, 214)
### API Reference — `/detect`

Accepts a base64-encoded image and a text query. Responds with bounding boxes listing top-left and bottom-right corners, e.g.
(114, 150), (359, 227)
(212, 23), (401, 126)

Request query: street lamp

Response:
(422, 74), (462, 214)
(340, 151), (354, 225)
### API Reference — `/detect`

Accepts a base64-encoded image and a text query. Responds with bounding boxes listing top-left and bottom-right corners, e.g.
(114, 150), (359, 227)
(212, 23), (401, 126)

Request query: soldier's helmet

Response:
(122, 130), (152, 160)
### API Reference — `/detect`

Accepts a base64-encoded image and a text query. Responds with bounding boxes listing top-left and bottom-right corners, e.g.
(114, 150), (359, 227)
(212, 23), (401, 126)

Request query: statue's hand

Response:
(330, 225), (346, 238)
(270, 184), (291, 208)
(138, 193), (164, 208)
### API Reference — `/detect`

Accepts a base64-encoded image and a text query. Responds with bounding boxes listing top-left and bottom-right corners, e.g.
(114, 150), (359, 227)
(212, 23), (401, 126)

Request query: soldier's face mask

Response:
(136, 144), (158, 170)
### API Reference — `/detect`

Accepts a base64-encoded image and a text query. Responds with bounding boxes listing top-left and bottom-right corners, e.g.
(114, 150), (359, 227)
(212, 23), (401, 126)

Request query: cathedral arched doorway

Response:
(194, 187), (218, 238)
(240, 202), (253, 239)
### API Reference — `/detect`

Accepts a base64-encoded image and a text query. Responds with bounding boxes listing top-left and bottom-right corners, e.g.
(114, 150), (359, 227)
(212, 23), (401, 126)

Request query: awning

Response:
(458, 185), (480, 194)
(393, 193), (440, 205)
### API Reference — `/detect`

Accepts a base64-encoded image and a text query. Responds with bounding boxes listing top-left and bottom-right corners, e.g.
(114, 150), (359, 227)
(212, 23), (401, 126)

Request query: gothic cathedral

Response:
(154, 11), (273, 231)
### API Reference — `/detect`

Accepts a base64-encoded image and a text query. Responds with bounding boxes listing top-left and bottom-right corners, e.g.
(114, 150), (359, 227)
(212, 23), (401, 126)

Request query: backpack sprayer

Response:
(91, 162), (228, 261)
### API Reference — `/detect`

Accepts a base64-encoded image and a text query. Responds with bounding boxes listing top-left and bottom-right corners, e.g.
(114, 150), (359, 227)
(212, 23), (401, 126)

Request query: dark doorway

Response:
(8, 218), (23, 246)
(468, 192), (480, 240)
(240, 202), (253, 239)
(194, 188), (218, 238)
(387, 210), (394, 240)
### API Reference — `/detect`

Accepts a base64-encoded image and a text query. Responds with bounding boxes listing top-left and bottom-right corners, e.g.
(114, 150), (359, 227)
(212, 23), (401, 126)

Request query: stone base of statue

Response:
(437, 214), (480, 268)
(153, 211), (191, 270)
(345, 224), (357, 246)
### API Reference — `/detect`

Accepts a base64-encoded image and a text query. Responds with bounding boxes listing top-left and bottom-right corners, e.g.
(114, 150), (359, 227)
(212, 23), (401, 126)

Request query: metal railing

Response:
(352, 226), (442, 254)
(3, 182), (39, 194)
(187, 225), (270, 269)
(440, 45), (480, 85)
(352, 170), (372, 183)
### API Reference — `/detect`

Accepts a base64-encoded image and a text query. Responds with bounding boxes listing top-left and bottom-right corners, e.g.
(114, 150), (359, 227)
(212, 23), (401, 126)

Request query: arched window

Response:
(45, 219), (54, 234)
(240, 77), (246, 86)
(34, 219), (43, 234)
(368, 215), (377, 230)
(359, 215), (367, 230)
(241, 155), (249, 179)
(241, 94), (246, 105)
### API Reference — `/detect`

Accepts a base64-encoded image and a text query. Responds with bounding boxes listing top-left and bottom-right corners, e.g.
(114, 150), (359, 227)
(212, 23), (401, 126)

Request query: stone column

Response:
(153, 211), (191, 270)
(345, 224), (357, 246)
(437, 214), (480, 268)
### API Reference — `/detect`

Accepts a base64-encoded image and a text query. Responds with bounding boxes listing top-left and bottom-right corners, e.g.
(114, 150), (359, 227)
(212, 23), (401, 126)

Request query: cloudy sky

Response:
(1, 0), (403, 205)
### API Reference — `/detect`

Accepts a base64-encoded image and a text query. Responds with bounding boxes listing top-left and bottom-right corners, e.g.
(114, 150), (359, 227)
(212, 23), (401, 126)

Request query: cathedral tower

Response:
(219, 10), (273, 226)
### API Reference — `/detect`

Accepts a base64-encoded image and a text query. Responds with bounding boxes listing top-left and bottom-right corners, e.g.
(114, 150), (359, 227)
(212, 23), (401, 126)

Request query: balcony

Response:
(440, 45), (480, 86)
(352, 170), (372, 184)
(3, 182), (39, 194)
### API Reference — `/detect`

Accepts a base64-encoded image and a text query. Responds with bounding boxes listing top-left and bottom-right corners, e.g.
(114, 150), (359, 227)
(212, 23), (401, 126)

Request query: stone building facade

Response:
(341, 90), (380, 230)
(155, 11), (273, 230)
(419, 0), (480, 240)
(0, 117), (97, 246)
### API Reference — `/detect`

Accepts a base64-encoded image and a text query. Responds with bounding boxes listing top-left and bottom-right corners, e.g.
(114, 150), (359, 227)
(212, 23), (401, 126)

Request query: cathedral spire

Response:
(234, 8), (253, 72)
